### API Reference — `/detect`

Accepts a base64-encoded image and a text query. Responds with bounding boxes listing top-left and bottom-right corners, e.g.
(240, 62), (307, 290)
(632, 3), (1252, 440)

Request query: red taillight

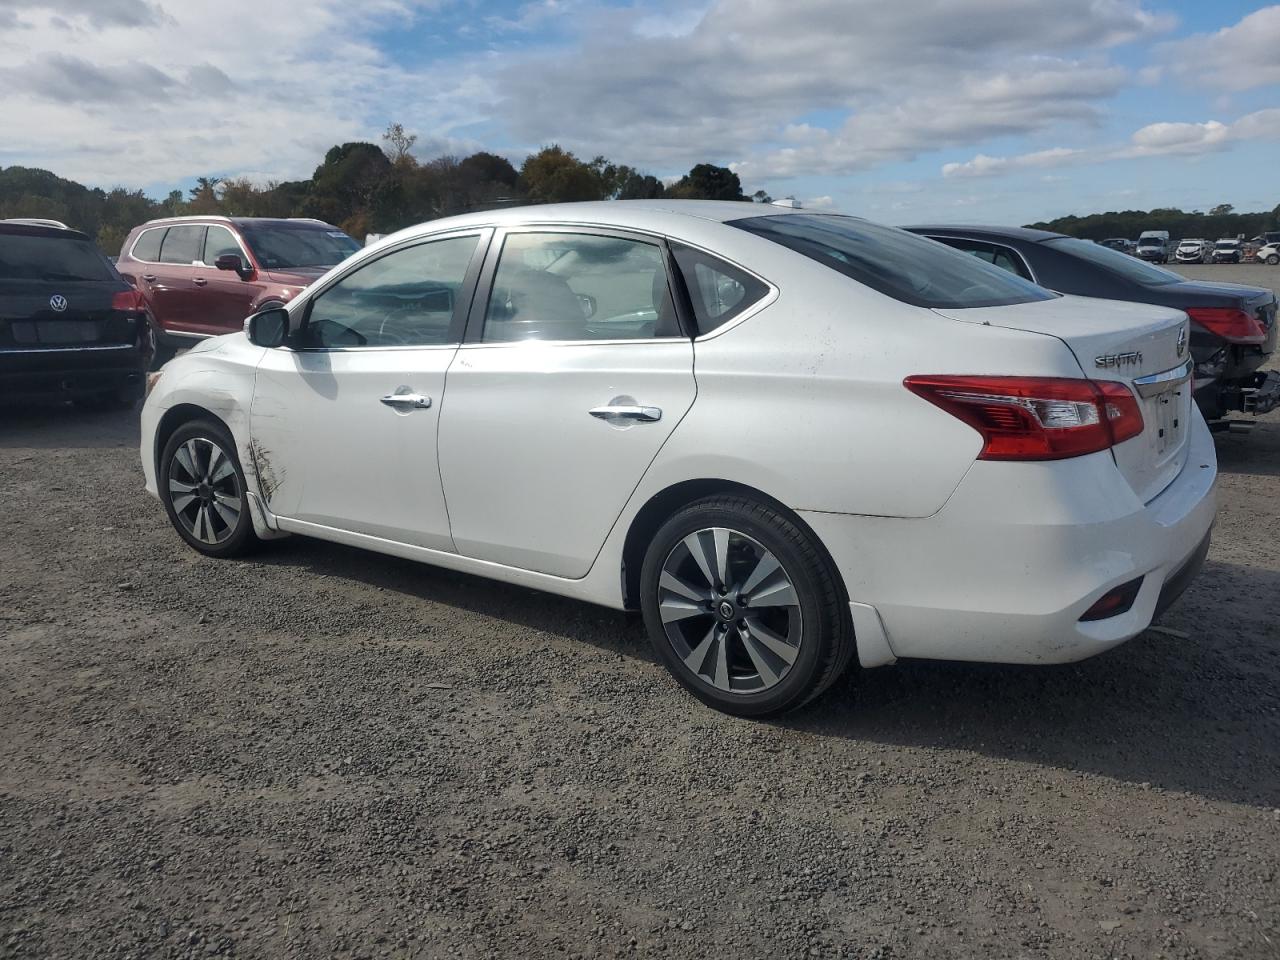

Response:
(112, 289), (145, 313)
(1185, 307), (1266, 344)
(903, 375), (1144, 461)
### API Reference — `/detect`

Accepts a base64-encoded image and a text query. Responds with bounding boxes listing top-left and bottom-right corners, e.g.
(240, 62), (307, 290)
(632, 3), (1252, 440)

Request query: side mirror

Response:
(245, 307), (291, 348)
(215, 253), (251, 277)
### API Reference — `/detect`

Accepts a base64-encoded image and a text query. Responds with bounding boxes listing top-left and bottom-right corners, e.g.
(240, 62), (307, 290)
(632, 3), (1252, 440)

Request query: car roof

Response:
(902, 223), (1070, 243)
(381, 200), (816, 239)
(136, 215), (340, 229)
(0, 221), (92, 241)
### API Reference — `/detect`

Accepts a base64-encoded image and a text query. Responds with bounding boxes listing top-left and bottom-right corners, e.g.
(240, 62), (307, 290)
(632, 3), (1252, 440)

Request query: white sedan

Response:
(141, 201), (1217, 717)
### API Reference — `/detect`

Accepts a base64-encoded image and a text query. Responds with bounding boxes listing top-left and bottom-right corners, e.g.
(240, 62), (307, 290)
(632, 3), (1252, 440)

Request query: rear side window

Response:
(131, 228), (163, 262)
(0, 233), (114, 282)
(931, 237), (1033, 281)
(670, 242), (769, 334)
(159, 225), (204, 265)
(730, 214), (1054, 309)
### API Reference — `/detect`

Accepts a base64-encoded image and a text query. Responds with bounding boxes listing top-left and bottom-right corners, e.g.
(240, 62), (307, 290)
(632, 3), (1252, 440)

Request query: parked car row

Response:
(1105, 231), (1280, 265)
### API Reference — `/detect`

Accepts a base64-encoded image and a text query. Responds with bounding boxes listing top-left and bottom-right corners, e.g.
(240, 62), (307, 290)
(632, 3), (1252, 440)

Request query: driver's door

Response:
(249, 230), (490, 550)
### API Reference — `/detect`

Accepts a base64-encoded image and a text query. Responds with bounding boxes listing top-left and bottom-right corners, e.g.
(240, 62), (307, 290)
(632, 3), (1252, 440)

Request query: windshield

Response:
(0, 233), (114, 282)
(240, 225), (360, 270)
(730, 214), (1054, 309)
(1044, 237), (1182, 286)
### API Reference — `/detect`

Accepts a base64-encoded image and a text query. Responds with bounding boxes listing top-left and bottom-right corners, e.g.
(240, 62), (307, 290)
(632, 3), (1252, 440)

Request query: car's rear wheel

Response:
(640, 496), (854, 717)
(159, 419), (259, 558)
(1268, 255), (1279, 266)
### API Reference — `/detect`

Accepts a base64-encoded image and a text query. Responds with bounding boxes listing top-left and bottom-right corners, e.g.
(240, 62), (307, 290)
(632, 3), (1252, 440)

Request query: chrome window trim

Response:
(456, 337), (689, 350)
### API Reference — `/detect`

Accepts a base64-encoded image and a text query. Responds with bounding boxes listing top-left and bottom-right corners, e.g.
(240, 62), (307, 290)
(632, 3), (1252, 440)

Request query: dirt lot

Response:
(2, 263), (1279, 959)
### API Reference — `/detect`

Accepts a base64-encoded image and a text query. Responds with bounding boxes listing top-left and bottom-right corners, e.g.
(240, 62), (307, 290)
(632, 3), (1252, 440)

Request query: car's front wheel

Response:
(640, 496), (854, 717)
(159, 419), (259, 558)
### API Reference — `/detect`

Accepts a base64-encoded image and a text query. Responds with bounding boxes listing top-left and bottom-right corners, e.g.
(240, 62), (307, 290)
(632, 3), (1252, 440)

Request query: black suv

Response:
(0, 220), (152, 408)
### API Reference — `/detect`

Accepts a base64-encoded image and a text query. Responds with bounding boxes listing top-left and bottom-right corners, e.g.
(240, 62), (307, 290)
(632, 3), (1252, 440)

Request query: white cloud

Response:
(942, 108), (1280, 178)
(1158, 5), (1280, 91)
(492, 0), (1171, 180)
(0, 0), (491, 187)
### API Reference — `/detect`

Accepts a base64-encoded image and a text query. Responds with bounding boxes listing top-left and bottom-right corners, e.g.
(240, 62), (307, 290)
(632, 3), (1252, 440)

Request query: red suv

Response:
(116, 216), (360, 361)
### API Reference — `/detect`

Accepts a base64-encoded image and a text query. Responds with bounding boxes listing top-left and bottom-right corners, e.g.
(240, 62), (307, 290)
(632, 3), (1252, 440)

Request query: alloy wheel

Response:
(167, 437), (242, 545)
(657, 527), (802, 694)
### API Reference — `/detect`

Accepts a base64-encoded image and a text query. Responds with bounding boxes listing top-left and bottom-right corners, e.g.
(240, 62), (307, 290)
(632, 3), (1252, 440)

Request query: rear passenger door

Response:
(436, 228), (696, 578)
(147, 225), (205, 336)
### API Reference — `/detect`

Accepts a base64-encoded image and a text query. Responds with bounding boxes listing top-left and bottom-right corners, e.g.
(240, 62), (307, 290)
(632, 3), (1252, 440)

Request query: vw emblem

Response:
(49, 294), (68, 312)
(1176, 325), (1187, 358)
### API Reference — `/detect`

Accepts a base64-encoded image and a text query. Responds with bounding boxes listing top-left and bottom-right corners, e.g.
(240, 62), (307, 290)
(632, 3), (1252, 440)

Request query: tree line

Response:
(1027, 203), (1280, 242)
(0, 124), (769, 255)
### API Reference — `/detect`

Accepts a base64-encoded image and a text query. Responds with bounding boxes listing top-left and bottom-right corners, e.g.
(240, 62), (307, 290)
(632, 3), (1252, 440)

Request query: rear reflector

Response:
(1080, 577), (1143, 621)
(904, 375), (1144, 461)
(1185, 307), (1266, 344)
(112, 289), (145, 313)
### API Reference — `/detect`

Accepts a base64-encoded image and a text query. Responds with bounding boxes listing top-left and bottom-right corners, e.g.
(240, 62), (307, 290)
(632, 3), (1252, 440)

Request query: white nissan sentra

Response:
(140, 201), (1216, 717)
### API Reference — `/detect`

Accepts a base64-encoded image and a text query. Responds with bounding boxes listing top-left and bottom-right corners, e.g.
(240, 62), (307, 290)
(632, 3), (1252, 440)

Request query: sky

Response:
(0, 0), (1277, 225)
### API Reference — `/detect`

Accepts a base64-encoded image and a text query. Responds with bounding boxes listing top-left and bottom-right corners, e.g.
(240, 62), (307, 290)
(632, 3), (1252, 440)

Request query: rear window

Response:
(1043, 237), (1182, 286)
(0, 233), (114, 282)
(240, 225), (359, 270)
(729, 214), (1053, 309)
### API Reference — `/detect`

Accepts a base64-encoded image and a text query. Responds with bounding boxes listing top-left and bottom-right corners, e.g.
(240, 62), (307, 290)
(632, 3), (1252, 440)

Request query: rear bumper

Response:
(0, 345), (147, 399)
(801, 413), (1218, 666)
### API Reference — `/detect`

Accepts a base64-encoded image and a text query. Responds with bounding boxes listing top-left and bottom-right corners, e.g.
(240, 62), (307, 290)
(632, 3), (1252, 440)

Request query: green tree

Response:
(520, 146), (606, 204)
(1209, 203), (1235, 217)
(667, 164), (746, 201)
(187, 177), (222, 214)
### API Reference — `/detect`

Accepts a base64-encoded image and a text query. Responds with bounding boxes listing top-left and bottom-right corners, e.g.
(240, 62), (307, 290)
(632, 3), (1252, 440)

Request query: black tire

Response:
(1268, 255), (1279, 266)
(159, 419), (259, 558)
(639, 495), (855, 717)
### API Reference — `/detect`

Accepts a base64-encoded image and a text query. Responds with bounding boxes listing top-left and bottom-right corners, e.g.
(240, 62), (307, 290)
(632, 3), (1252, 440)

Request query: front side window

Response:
(1043, 237), (1181, 286)
(303, 235), (479, 348)
(731, 214), (1053, 309)
(0, 234), (114, 281)
(241, 225), (359, 269)
(202, 225), (242, 265)
(482, 232), (679, 342)
(159, 225), (204, 265)
(670, 242), (769, 334)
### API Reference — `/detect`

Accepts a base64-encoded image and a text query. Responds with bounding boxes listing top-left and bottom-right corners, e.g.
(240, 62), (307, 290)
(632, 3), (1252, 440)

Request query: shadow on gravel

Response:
(253, 534), (653, 654)
(788, 560), (1280, 809)
(0, 401), (139, 450)
(258, 529), (1279, 810)
(1214, 420), (1280, 478)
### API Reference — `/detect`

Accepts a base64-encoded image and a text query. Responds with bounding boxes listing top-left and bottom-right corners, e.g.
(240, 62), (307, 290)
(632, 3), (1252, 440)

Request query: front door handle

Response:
(380, 393), (432, 410)
(589, 404), (662, 422)
(141, 274), (157, 282)
(193, 277), (207, 286)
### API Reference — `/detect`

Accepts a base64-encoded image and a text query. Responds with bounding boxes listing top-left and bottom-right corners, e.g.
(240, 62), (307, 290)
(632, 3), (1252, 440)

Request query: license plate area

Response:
(1153, 389), (1186, 455)
(10, 320), (103, 344)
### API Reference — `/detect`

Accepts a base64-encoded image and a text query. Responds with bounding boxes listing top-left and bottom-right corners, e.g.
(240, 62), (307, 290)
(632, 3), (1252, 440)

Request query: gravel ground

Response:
(2, 263), (1279, 959)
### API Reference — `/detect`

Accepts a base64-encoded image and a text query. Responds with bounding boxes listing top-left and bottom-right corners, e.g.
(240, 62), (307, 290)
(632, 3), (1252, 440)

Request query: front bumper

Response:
(801, 413), (1218, 665)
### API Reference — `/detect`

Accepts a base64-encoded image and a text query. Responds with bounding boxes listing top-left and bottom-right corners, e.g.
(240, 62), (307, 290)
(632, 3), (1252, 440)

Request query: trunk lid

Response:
(935, 294), (1193, 503)
(0, 279), (138, 349)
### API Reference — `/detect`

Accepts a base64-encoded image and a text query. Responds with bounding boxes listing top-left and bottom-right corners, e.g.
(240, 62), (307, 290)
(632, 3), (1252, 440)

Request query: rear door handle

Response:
(380, 393), (432, 410)
(589, 404), (662, 422)
(141, 274), (157, 282)
(193, 277), (207, 286)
